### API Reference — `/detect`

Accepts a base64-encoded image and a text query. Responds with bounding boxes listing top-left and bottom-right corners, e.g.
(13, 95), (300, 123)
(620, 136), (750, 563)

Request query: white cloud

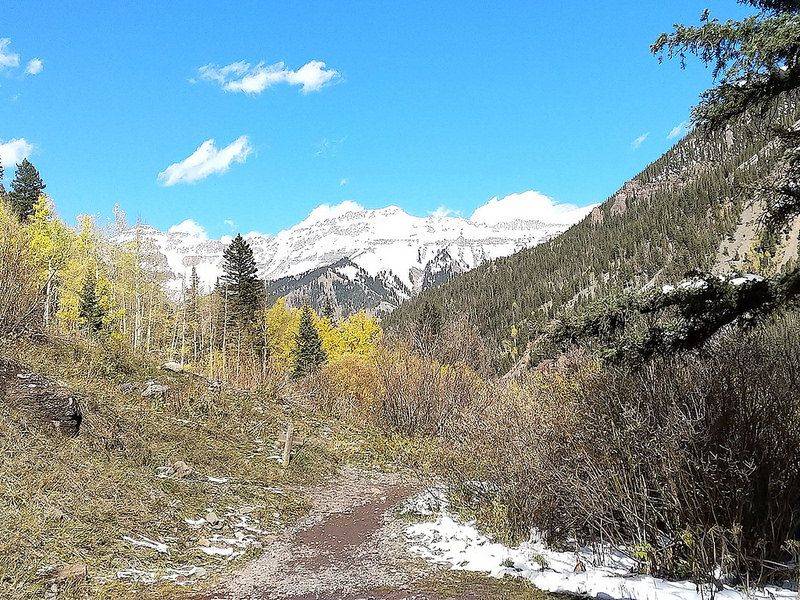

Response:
(301, 200), (363, 226)
(631, 132), (650, 149)
(25, 58), (43, 75)
(0, 138), (33, 168)
(470, 190), (594, 226)
(430, 206), (458, 218)
(168, 219), (208, 239)
(667, 121), (690, 140)
(284, 60), (339, 93)
(339, 178), (348, 187)
(224, 219), (236, 230)
(198, 60), (339, 95)
(157, 136), (253, 186)
(0, 38), (20, 69)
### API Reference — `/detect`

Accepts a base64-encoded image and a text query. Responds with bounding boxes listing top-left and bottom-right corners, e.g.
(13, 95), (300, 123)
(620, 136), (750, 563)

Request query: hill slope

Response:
(388, 90), (800, 369)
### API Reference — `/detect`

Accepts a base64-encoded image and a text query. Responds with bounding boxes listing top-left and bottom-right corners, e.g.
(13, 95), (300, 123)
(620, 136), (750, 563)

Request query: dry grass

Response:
(0, 334), (401, 599)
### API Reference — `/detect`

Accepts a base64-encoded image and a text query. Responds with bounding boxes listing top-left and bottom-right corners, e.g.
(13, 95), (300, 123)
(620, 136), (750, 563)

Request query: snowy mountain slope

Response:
(114, 191), (593, 315)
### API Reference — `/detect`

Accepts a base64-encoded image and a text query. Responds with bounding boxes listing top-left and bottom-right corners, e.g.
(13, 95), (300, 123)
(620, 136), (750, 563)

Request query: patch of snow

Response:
(207, 476), (229, 484)
(678, 278), (708, 291)
(405, 508), (795, 600)
(400, 487), (449, 517)
(117, 568), (157, 584)
(198, 545), (236, 558)
(122, 535), (169, 554)
(729, 274), (763, 286)
(185, 517), (206, 529)
(162, 565), (208, 584)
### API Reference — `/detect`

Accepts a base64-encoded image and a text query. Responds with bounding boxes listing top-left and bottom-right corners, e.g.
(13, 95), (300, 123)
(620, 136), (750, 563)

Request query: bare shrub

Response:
(307, 343), (487, 438)
(372, 344), (486, 437)
(397, 313), (492, 377)
(445, 313), (800, 585)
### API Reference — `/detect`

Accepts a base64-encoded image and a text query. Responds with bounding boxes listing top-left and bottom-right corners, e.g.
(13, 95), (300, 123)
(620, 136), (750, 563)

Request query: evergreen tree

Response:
(0, 161), (6, 200)
(414, 299), (442, 356)
(187, 266), (200, 325)
(321, 295), (336, 322)
(79, 270), (104, 333)
(9, 159), (46, 221)
(293, 305), (326, 377)
(652, 0), (800, 126)
(220, 234), (263, 324)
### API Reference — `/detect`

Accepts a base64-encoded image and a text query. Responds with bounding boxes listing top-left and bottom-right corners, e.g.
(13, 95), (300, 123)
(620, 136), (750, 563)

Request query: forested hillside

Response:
(389, 89), (800, 368)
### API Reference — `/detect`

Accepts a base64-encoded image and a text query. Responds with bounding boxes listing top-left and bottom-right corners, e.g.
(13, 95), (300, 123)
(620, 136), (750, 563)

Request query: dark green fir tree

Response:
(220, 234), (263, 324)
(414, 299), (442, 356)
(187, 266), (200, 325)
(79, 271), (105, 334)
(9, 158), (45, 221)
(293, 305), (327, 378)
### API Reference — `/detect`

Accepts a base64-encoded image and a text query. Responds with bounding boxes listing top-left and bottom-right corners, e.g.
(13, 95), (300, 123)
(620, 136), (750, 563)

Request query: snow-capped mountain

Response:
(114, 191), (593, 316)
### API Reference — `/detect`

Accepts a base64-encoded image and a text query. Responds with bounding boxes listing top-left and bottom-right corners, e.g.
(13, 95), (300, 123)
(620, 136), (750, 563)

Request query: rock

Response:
(574, 558), (586, 573)
(590, 206), (605, 226)
(162, 361), (183, 373)
(205, 510), (220, 525)
(197, 537), (210, 547)
(0, 359), (83, 437)
(172, 460), (192, 479)
(47, 507), (65, 521)
(118, 382), (136, 394)
(141, 381), (169, 399)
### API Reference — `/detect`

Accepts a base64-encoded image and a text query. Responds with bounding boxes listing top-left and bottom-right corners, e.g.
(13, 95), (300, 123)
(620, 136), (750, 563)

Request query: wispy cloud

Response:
(25, 58), (43, 75)
(0, 138), (33, 167)
(667, 121), (690, 140)
(430, 206), (458, 218)
(0, 38), (20, 69)
(224, 219), (236, 230)
(197, 60), (339, 95)
(157, 136), (253, 186)
(314, 136), (345, 157)
(631, 132), (650, 150)
(339, 178), (348, 187)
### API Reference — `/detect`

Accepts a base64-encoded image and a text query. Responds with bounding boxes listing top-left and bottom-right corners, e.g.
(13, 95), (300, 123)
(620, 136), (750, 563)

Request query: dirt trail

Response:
(199, 466), (431, 599)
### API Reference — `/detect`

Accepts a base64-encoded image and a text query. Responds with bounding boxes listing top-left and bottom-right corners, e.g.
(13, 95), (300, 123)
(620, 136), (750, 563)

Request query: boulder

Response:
(141, 381), (169, 399)
(0, 358), (83, 437)
(162, 361), (183, 373)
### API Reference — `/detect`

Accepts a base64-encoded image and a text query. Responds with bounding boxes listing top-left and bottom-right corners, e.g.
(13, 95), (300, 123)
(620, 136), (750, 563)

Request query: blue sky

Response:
(1, 1), (752, 237)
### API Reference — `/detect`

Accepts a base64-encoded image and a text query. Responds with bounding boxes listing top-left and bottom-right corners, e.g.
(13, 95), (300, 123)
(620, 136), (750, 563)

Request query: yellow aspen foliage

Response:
(264, 298), (301, 371)
(313, 312), (345, 360)
(336, 311), (382, 357)
(26, 196), (74, 282)
(56, 215), (105, 330)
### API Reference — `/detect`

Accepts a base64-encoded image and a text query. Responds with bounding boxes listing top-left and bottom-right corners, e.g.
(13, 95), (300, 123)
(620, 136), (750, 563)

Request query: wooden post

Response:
(281, 422), (295, 467)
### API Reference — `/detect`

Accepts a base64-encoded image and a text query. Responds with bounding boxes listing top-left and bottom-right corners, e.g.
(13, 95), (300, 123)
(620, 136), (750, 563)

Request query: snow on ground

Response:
(404, 502), (796, 600)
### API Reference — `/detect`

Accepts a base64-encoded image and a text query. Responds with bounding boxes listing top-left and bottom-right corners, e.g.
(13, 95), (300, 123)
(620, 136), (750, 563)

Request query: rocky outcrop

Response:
(0, 358), (83, 437)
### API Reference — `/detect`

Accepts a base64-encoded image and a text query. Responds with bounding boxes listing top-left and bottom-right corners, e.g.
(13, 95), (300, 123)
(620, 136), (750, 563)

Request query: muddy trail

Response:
(197, 467), (534, 600)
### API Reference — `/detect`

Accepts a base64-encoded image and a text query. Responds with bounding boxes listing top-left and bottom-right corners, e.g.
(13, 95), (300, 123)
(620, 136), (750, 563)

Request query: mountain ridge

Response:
(114, 192), (593, 315)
